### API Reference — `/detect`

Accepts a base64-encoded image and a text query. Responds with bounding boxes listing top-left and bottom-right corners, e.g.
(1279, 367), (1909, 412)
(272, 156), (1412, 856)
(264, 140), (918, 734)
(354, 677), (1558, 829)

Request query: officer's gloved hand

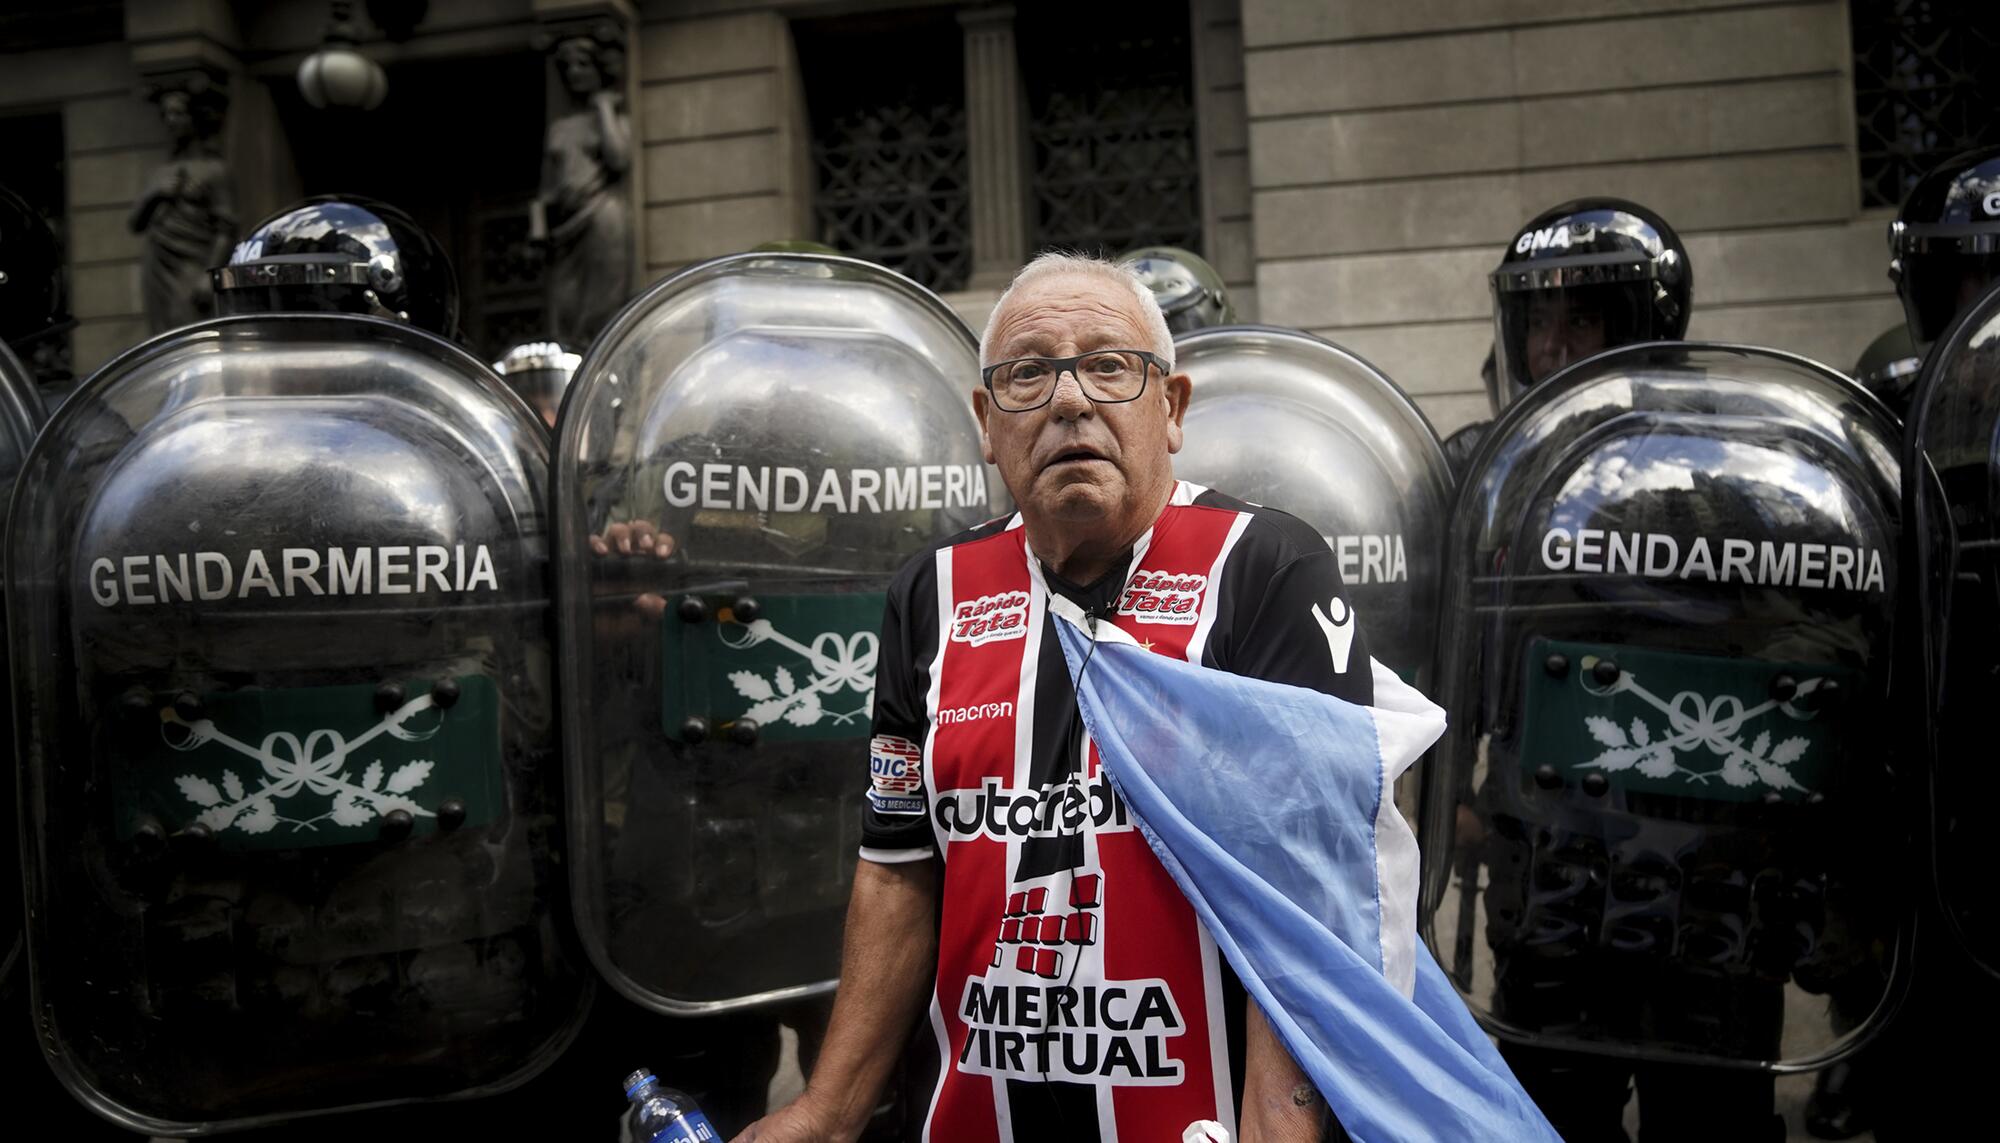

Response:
(589, 520), (677, 620)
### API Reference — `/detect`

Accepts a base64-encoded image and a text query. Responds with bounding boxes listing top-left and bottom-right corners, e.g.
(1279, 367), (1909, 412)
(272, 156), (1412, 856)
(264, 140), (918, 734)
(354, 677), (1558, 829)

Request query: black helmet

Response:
(213, 195), (459, 339)
(1117, 245), (1234, 333)
(1489, 197), (1691, 411)
(0, 184), (63, 349)
(1890, 144), (2000, 345)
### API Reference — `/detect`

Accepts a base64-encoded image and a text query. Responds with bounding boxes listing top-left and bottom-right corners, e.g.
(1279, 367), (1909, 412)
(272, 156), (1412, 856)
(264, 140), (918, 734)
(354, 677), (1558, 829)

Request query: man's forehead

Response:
(990, 275), (1147, 357)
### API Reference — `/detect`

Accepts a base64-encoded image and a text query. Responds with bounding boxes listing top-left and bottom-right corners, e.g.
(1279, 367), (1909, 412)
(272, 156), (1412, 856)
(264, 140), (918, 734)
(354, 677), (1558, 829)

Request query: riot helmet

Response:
(1117, 245), (1234, 333)
(1489, 198), (1691, 411)
(0, 184), (63, 350)
(493, 340), (580, 428)
(214, 195), (459, 340)
(1890, 144), (2000, 345)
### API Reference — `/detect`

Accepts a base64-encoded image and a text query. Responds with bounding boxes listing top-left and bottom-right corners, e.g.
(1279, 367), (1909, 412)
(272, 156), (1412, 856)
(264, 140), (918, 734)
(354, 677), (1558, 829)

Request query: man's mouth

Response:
(1046, 447), (1108, 469)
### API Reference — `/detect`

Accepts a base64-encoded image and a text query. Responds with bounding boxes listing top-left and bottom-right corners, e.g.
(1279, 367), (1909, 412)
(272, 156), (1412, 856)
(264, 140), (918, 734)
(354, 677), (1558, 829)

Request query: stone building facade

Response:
(0, 0), (1976, 437)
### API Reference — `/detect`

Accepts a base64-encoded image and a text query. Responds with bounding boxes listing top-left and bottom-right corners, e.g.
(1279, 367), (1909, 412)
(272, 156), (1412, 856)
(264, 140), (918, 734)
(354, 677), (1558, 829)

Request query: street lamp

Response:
(297, 1), (387, 111)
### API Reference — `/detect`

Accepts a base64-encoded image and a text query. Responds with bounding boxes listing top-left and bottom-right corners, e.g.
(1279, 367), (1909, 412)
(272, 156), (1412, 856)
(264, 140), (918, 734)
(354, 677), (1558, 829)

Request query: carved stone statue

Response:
(128, 83), (236, 335)
(534, 30), (633, 349)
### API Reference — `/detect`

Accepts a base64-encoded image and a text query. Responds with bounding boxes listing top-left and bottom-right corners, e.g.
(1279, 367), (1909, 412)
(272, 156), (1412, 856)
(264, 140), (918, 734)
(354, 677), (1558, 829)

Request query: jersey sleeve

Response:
(1215, 538), (1374, 708)
(859, 558), (938, 863)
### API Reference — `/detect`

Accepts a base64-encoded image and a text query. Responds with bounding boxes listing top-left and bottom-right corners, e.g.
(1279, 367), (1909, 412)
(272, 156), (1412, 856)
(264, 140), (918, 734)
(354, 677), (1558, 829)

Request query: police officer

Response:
(493, 341), (580, 428)
(1442, 199), (1692, 481)
(1890, 145), (2000, 356)
(214, 194), (459, 340)
(11, 202), (591, 1134)
(1117, 245), (1235, 333)
(1826, 144), (2000, 1143)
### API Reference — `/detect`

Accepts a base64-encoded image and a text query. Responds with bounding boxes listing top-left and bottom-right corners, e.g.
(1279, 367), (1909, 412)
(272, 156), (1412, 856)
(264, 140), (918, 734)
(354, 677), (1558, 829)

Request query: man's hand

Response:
(589, 520), (676, 619)
(730, 1092), (843, 1143)
(731, 857), (939, 1143)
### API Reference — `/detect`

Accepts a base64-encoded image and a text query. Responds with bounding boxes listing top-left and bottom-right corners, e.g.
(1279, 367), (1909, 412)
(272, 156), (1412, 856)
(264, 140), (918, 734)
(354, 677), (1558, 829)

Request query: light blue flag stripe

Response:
(1052, 609), (1559, 1143)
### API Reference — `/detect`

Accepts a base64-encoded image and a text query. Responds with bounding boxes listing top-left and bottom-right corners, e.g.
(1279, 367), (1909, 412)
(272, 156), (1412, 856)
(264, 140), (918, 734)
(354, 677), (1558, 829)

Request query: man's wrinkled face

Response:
(975, 274), (1191, 528)
(1525, 291), (1608, 383)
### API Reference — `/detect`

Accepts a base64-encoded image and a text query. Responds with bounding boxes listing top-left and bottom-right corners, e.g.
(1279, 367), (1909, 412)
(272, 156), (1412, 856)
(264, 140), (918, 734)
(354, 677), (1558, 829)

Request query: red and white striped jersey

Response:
(862, 481), (1372, 1143)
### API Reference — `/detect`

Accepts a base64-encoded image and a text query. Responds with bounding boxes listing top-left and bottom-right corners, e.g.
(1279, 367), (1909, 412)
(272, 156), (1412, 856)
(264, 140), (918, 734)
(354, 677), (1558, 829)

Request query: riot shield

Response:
(0, 341), (45, 988)
(6, 314), (587, 1133)
(1907, 279), (2000, 977)
(555, 252), (997, 1013)
(1172, 325), (1449, 688)
(1422, 342), (1906, 1069)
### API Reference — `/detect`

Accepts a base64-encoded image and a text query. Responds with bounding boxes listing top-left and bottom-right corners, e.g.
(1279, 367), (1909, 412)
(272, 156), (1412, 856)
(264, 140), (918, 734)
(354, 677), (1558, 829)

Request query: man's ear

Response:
(972, 387), (997, 465)
(1162, 371), (1193, 455)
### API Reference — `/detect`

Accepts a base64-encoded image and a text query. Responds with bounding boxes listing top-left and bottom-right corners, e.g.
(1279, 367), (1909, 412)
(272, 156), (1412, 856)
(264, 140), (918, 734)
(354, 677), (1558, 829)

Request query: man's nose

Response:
(1529, 325), (1565, 365)
(1047, 368), (1094, 421)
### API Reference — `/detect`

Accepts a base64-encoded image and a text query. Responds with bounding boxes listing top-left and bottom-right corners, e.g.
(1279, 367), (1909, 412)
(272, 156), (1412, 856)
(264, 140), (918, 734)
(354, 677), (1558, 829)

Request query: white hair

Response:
(978, 252), (1176, 370)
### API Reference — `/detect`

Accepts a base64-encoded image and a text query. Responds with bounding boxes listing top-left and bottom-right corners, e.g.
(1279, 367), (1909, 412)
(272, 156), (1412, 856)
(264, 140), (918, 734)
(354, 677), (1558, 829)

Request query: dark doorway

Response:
(0, 110), (71, 380)
(272, 50), (548, 360)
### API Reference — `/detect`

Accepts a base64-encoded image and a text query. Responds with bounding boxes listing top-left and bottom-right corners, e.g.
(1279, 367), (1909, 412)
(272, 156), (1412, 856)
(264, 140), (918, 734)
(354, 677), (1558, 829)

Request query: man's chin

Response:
(1027, 471), (1124, 521)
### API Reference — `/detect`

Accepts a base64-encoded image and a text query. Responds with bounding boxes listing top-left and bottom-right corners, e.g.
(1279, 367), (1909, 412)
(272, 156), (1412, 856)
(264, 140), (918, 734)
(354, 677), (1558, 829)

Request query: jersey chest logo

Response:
(1116, 570), (1208, 626)
(950, 589), (1030, 645)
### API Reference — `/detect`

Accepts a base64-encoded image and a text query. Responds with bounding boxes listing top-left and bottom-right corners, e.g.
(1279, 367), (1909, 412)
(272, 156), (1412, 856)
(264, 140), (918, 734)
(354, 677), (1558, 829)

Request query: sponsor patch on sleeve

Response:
(868, 734), (926, 815)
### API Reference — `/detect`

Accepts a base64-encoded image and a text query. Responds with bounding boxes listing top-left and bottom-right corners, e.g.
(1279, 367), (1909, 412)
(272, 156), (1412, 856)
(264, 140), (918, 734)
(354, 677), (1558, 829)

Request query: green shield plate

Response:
(112, 675), (503, 851)
(1518, 639), (1851, 802)
(662, 593), (885, 743)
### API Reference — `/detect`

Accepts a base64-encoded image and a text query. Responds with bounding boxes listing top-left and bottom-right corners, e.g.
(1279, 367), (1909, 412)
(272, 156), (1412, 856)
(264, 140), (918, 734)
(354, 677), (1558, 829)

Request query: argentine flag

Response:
(1049, 598), (1558, 1143)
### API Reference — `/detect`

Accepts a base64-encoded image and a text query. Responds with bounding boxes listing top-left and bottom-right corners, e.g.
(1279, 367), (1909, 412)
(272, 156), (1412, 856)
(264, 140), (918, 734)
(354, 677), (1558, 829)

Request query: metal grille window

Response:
(1021, 0), (1200, 256)
(798, 11), (971, 292)
(1852, 0), (2000, 208)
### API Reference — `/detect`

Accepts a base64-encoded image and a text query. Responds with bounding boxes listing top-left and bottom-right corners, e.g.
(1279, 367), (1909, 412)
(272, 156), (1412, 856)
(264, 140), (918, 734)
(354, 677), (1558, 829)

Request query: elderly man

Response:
(740, 254), (1372, 1143)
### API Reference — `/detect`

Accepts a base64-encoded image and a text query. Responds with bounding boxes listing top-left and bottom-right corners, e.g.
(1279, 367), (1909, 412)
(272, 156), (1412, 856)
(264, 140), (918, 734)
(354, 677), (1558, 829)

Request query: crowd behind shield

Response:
(0, 141), (1995, 1141)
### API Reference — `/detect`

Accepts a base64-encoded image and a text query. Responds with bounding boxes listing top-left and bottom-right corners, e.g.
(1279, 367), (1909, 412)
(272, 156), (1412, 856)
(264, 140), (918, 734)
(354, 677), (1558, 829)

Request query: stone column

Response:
(960, 5), (1029, 290)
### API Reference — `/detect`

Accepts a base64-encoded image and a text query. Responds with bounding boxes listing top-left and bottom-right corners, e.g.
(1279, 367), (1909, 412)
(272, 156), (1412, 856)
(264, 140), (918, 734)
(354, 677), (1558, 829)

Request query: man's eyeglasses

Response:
(980, 349), (1168, 413)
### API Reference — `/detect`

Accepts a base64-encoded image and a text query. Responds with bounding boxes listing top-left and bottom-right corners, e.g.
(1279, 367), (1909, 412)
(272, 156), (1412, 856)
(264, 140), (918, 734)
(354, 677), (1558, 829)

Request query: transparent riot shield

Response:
(1907, 279), (2000, 977)
(1422, 342), (1907, 1069)
(0, 341), (45, 989)
(6, 314), (586, 1134)
(1173, 326), (1449, 688)
(555, 253), (997, 1013)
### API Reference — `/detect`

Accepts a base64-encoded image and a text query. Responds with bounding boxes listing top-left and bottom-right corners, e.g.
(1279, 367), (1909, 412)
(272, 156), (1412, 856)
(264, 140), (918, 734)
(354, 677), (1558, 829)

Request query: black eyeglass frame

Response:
(979, 348), (1170, 412)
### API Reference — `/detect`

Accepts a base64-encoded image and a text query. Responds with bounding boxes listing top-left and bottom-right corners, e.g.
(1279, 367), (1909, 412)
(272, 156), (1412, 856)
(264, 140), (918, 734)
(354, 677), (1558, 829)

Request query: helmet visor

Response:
(1491, 269), (1665, 410)
(1897, 249), (2000, 344)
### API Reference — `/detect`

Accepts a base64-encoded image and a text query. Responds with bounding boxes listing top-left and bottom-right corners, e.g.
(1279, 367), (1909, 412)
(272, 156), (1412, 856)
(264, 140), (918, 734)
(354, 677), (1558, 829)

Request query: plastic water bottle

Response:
(623, 1069), (719, 1143)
